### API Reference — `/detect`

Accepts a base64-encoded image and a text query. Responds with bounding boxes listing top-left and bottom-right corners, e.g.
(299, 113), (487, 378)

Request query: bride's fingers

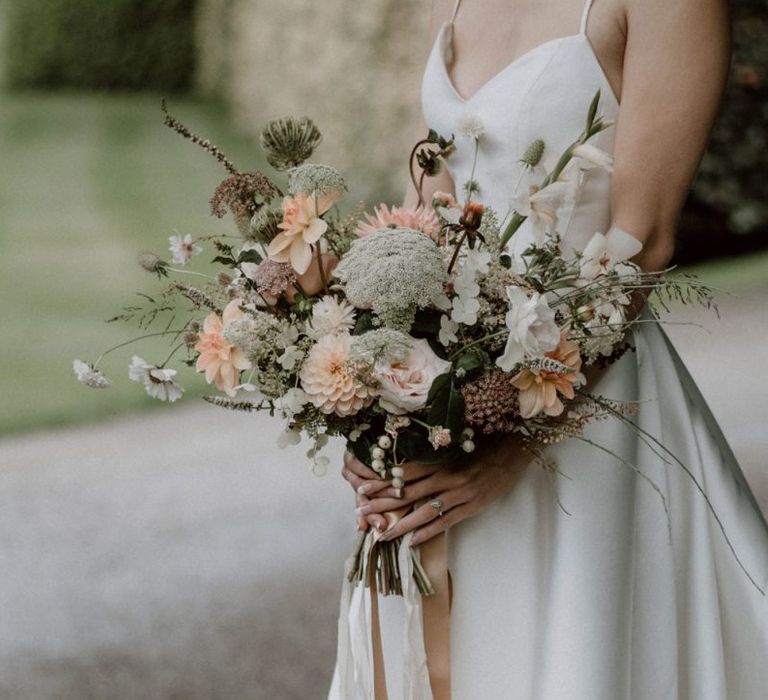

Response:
(378, 491), (466, 541)
(342, 451), (380, 481)
(400, 462), (442, 481)
(356, 492), (388, 532)
(410, 501), (477, 546)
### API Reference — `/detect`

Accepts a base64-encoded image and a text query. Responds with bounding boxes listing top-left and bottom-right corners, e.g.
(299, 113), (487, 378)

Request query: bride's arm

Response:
(612, 0), (730, 273)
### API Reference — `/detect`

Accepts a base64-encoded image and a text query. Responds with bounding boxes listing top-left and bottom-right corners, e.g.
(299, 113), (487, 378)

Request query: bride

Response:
(331, 0), (768, 697)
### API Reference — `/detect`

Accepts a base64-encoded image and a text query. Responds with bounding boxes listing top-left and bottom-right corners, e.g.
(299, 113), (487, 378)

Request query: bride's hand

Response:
(363, 440), (530, 545)
(341, 451), (441, 532)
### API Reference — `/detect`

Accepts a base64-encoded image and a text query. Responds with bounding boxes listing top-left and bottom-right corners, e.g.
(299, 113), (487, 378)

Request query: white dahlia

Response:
(300, 334), (375, 416)
(307, 296), (356, 338)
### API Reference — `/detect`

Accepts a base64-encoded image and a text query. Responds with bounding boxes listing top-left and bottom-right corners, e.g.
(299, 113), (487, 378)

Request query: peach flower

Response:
(267, 191), (340, 274)
(194, 299), (252, 397)
(355, 204), (441, 240)
(511, 333), (584, 419)
(300, 334), (375, 416)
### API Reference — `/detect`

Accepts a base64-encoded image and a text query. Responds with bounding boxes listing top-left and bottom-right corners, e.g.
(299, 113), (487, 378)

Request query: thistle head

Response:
(260, 116), (322, 171)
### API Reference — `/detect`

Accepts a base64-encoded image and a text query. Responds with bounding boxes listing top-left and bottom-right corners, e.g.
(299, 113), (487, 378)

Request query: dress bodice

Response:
(420, 0), (619, 257)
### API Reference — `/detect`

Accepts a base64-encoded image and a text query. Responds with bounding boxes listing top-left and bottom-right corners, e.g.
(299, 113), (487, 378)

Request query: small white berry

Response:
(461, 427), (474, 440)
(461, 440), (476, 453)
(377, 435), (392, 449)
(392, 476), (404, 489)
(371, 446), (385, 460)
(371, 458), (386, 471)
(391, 466), (405, 478)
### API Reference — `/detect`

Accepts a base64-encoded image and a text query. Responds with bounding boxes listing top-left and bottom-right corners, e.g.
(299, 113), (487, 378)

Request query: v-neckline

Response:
(436, 22), (618, 106)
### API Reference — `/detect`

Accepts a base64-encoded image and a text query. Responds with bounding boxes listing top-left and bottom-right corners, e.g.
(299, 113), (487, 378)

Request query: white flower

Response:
(572, 143), (614, 172)
(465, 248), (491, 275)
(168, 233), (202, 265)
(451, 295), (480, 325)
(278, 344), (303, 370)
(128, 355), (184, 402)
(72, 359), (111, 389)
(511, 178), (576, 244)
(280, 388), (309, 417)
(374, 337), (451, 414)
(439, 315), (459, 346)
(428, 426), (452, 450)
(307, 296), (356, 338)
(496, 287), (560, 371)
(277, 325), (300, 348)
(456, 113), (485, 140)
(579, 227), (644, 281)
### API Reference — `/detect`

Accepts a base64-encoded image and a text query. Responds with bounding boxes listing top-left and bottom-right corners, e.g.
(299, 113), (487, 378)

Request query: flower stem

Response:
(93, 329), (187, 368)
(449, 329), (508, 360)
(167, 267), (215, 280)
(316, 244), (328, 292)
(158, 342), (186, 369)
(408, 138), (431, 208)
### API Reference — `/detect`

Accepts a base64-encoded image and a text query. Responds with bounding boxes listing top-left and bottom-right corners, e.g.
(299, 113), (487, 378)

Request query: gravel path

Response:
(1, 290), (766, 699)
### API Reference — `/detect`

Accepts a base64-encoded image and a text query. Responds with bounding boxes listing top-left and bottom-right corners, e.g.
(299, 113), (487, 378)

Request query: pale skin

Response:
(342, 0), (731, 544)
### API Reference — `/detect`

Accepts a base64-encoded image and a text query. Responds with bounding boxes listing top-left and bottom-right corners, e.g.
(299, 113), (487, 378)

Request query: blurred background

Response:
(0, 1), (766, 698)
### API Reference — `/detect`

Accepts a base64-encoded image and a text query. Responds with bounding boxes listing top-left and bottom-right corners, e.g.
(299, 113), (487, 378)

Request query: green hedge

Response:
(4, 0), (197, 91)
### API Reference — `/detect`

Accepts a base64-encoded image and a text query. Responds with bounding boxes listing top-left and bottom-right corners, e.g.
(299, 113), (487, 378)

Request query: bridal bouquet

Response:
(74, 93), (717, 595)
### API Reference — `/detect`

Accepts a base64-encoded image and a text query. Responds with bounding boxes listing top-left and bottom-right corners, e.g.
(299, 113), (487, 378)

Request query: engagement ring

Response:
(429, 498), (444, 517)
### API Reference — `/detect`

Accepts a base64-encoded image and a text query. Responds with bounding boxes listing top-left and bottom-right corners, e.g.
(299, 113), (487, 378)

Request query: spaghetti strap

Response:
(450, 0), (463, 23)
(579, 0), (595, 34)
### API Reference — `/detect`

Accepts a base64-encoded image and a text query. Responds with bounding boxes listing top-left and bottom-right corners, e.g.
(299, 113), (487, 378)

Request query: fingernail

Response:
(394, 488), (403, 498)
(357, 483), (373, 495)
(355, 505), (371, 516)
(374, 521), (384, 532)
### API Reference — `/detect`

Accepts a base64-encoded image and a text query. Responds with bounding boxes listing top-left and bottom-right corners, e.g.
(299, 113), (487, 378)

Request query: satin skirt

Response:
(329, 320), (768, 699)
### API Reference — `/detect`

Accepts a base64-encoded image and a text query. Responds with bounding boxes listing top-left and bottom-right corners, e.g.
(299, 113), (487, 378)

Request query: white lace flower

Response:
(168, 233), (202, 265)
(456, 113), (485, 140)
(496, 287), (560, 371)
(439, 315), (459, 346)
(72, 359), (111, 389)
(307, 296), (356, 338)
(128, 355), (184, 402)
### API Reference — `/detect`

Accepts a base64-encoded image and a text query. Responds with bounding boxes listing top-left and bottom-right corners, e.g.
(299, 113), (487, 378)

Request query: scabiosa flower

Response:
(307, 296), (356, 338)
(511, 333), (585, 418)
(128, 356), (184, 402)
(334, 228), (449, 330)
(260, 116), (322, 171)
(72, 360), (111, 389)
(461, 369), (521, 434)
(194, 299), (252, 397)
(355, 204), (441, 240)
(456, 113), (485, 140)
(168, 233), (202, 265)
(267, 191), (341, 274)
(241, 259), (296, 297)
(300, 334), (375, 416)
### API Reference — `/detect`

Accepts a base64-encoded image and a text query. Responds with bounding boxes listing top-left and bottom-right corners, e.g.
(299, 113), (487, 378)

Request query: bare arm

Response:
(402, 0), (458, 208)
(611, 0), (730, 272)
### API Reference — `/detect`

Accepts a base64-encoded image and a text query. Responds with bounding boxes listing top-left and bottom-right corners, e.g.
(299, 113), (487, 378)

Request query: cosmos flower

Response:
(128, 356), (184, 402)
(72, 360), (111, 389)
(168, 233), (202, 265)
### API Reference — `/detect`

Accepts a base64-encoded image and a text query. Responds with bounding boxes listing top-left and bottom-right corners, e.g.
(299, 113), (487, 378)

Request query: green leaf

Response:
(238, 249), (263, 264)
(454, 348), (489, 373)
(586, 89), (601, 131)
(396, 427), (458, 465)
(426, 372), (452, 404)
(353, 311), (375, 336)
(427, 375), (465, 436)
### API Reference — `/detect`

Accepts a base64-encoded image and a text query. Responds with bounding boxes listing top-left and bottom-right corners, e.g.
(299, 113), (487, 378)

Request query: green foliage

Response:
(4, 0), (197, 90)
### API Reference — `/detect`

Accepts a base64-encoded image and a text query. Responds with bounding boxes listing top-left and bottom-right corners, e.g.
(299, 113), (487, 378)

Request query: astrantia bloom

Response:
(511, 333), (585, 418)
(168, 233), (202, 265)
(496, 286), (560, 371)
(241, 258), (296, 297)
(300, 334), (375, 416)
(267, 191), (340, 274)
(194, 299), (252, 397)
(128, 356), (184, 402)
(307, 296), (356, 338)
(355, 204), (441, 240)
(72, 360), (111, 389)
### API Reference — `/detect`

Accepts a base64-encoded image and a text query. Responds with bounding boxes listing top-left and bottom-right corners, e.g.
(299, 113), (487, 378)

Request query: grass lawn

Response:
(2, 89), (766, 437)
(0, 90), (269, 436)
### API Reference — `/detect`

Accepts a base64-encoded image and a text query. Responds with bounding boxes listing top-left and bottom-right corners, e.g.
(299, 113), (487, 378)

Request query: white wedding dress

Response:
(330, 0), (768, 697)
